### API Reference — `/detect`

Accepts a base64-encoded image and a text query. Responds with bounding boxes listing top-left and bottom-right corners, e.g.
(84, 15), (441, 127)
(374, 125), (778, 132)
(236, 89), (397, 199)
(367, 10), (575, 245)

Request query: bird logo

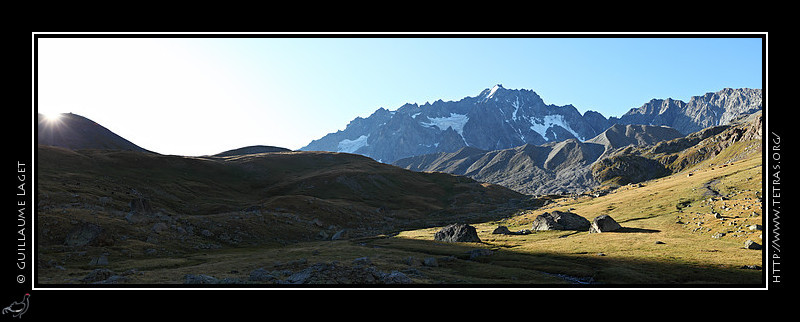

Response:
(2, 293), (29, 318)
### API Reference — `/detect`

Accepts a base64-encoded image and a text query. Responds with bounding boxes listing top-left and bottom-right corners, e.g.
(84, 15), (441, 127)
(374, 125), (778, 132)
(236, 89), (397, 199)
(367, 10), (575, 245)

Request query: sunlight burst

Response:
(41, 112), (63, 122)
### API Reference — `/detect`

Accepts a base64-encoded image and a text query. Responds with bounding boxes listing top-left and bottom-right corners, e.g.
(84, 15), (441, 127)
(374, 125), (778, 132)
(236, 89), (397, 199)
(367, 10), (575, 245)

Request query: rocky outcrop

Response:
(491, 225), (531, 235)
(434, 223), (481, 243)
(589, 215), (622, 233)
(492, 226), (512, 234)
(530, 211), (590, 231)
(615, 88), (762, 135)
(64, 223), (105, 247)
(744, 239), (762, 250)
(125, 198), (156, 223)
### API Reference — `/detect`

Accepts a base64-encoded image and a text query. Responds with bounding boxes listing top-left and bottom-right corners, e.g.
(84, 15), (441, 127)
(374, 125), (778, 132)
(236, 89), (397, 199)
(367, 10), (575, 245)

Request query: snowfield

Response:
(528, 114), (585, 141)
(337, 134), (369, 153)
(421, 113), (469, 136)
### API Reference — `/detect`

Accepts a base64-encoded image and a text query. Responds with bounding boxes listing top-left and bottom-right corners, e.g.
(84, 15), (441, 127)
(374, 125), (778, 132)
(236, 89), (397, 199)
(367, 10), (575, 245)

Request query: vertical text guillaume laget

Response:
(16, 161), (28, 283)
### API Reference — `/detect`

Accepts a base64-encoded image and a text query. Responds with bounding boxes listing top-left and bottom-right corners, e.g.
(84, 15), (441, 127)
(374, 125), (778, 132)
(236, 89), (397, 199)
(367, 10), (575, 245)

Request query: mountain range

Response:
(300, 85), (762, 164)
(35, 85), (762, 197)
(394, 111), (762, 196)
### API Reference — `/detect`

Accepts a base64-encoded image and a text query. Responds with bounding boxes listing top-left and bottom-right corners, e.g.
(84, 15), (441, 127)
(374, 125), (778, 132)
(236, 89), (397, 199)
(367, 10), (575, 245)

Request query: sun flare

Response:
(41, 112), (63, 122)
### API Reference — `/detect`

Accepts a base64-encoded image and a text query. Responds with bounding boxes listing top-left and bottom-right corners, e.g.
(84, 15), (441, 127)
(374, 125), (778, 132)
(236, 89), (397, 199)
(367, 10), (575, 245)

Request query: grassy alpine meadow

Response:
(390, 151), (764, 285)
(36, 142), (764, 286)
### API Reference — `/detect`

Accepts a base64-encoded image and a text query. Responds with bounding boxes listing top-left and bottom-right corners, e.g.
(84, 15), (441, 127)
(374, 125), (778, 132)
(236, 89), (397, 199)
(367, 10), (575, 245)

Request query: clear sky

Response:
(35, 33), (764, 156)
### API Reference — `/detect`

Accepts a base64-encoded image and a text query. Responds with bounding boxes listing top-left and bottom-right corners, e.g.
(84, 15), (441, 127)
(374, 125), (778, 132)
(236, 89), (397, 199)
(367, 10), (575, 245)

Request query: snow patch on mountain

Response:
(529, 114), (585, 141)
(511, 96), (521, 121)
(486, 84), (501, 99)
(421, 113), (469, 136)
(337, 134), (369, 153)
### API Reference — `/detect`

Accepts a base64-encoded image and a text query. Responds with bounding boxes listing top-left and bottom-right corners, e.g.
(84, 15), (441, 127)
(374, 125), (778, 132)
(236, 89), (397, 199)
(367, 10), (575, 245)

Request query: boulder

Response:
(331, 229), (348, 241)
(152, 222), (168, 234)
(352, 257), (371, 266)
(531, 211), (590, 231)
(744, 239), (762, 250)
(248, 268), (277, 282)
(184, 274), (220, 284)
(466, 249), (494, 260)
(434, 223), (481, 243)
(515, 229), (532, 235)
(126, 198), (155, 223)
(492, 226), (512, 234)
(130, 198), (154, 214)
(423, 257), (438, 267)
(64, 223), (103, 247)
(81, 268), (114, 283)
(89, 254), (109, 266)
(589, 215), (622, 233)
(383, 271), (413, 284)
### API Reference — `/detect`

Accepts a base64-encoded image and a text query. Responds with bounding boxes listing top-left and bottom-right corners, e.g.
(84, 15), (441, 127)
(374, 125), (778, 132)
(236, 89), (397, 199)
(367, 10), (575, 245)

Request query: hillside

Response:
(394, 124), (684, 195)
(36, 144), (530, 284)
(211, 145), (292, 157)
(391, 150), (763, 285)
(592, 111), (762, 186)
(37, 113), (151, 152)
(37, 136), (763, 285)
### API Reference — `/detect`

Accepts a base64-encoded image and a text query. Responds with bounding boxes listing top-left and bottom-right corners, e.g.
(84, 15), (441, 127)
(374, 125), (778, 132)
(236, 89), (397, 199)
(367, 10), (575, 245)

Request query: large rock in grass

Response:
(125, 198), (155, 223)
(434, 223), (481, 243)
(531, 210), (590, 231)
(589, 215), (622, 233)
(492, 226), (512, 234)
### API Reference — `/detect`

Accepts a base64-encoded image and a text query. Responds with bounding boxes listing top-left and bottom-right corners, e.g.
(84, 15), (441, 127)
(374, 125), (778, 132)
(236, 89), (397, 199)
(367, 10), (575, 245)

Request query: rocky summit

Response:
(614, 88), (762, 135)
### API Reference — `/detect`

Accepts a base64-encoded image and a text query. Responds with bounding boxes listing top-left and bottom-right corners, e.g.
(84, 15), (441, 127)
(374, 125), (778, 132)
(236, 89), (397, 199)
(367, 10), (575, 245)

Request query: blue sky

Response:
(36, 34), (764, 156)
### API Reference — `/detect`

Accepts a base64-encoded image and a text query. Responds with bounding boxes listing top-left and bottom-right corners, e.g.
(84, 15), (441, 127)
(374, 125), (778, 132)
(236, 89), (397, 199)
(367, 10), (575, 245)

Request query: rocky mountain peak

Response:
(481, 84), (504, 100)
